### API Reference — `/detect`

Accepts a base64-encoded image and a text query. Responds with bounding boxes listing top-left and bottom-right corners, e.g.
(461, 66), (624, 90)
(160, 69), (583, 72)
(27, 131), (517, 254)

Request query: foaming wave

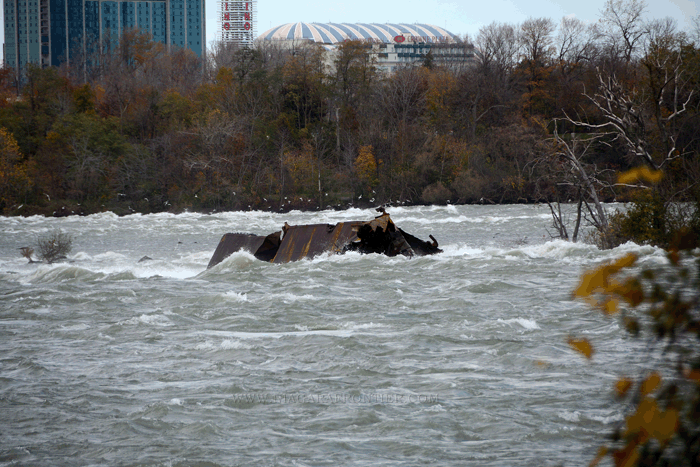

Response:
(588, 413), (624, 424)
(211, 207), (376, 231)
(220, 339), (251, 350)
(58, 323), (90, 332)
(428, 240), (591, 261)
(497, 318), (540, 330)
(518, 240), (599, 260)
(83, 211), (120, 221)
(438, 243), (486, 258)
(194, 339), (253, 351)
(71, 251), (94, 261)
(55, 250), (206, 280)
(426, 204), (460, 214)
(197, 251), (260, 276)
(558, 411), (581, 422)
(453, 239), (609, 263)
(119, 313), (172, 327)
(266, 292), (320, 303)
(90, 251), (129, 262)
(611, 241), (662, 258)
(441, 238), (665, 268)
(419, 404), (447, 413)
(104, 271), (138, 281)
(524, 239), (664, 267)
(314, 249), (367, 264)
(130, 264), (203, 280)
(26, 264), (106, 284)
(339, 321), (384, 331)
(221, 291), (248, 302)
(395, 215), (470, 225)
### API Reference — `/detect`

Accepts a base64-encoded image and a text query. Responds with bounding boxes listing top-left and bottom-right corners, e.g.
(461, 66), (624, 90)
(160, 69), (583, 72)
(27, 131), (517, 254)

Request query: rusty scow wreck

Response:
(207, 211), (442, 267)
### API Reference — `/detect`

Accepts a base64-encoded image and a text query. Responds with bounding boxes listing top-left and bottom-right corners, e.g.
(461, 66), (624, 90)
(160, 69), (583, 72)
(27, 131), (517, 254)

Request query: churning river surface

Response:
(0, 204), (666, 466)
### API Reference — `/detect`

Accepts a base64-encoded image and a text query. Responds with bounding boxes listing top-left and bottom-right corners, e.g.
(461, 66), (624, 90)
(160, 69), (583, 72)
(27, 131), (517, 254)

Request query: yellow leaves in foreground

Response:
(574, 253), (640, 315)
(625, 397), (678, 445)
(571, 254), (643, 362)
(618, 167), (663, 185)
(640, 372), (661, 396)
(575, 168), (685, 467)
(590, 388), (679, 467)
(595, 373), (679, 467)
(615, 377), (633, 397)
(568, 337), (594, 359)
(575, 254), (638, 297)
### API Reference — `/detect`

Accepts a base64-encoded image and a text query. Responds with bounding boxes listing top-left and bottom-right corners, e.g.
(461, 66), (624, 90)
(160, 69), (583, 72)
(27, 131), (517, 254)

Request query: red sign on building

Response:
(219, 0), (256, 44)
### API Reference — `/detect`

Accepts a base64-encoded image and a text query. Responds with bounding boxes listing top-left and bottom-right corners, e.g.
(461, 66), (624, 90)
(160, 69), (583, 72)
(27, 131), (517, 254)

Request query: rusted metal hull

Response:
(207, 231), (281, 268)
(271, 222), (361, 263)
(207, 213), (442, 267)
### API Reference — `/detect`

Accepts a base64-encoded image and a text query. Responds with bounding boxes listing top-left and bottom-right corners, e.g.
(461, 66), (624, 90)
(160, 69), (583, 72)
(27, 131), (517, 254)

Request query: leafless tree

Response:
(564, 58), (694, 170)
(476, 22), (520, 86)
(518, 17), (557, 115)
(185, 115), (245, 169)
(644, 17), (679, 50)
(529, 126), (612, 244)
(207, 40), (243, 76)
(19, 247), (35, 263)
(598, 0), (648, 63)
(378, 67), (426, 130)
(37, 230), (73, 264)
(450, 22), (520, 140)
(691, 15), (700, 46)
(519, 17), (556, 67)
(555, 16), (599, 76)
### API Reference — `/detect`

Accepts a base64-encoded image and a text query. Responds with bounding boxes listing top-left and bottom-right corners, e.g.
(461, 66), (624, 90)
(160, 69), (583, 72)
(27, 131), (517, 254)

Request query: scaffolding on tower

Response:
(218, 0), (257, 46)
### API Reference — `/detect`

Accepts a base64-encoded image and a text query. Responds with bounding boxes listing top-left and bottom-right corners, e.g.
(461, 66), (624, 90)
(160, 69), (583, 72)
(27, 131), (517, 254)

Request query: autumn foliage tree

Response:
(0, 127), (32, 212)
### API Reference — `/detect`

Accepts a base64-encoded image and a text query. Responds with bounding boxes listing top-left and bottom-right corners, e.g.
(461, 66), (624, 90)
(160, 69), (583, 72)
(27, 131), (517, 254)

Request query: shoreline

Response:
(3, 197), (520, 218)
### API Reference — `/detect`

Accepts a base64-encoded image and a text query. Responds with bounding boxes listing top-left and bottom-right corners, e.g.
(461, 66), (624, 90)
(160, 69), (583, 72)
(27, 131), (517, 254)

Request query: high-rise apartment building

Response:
(3, 0), (205, 70)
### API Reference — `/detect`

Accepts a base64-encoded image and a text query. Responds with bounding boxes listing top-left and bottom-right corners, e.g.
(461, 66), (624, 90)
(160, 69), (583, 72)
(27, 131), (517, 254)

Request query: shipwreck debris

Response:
(207, 212), (442, 268)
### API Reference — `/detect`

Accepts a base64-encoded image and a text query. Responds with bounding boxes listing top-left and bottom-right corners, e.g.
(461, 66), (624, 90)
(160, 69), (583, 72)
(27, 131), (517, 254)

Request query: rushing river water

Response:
(0, 204), (665, 466)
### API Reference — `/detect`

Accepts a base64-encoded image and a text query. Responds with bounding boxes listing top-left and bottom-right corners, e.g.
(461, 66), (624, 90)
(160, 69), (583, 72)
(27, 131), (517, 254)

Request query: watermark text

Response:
(229, 393), (439, 405)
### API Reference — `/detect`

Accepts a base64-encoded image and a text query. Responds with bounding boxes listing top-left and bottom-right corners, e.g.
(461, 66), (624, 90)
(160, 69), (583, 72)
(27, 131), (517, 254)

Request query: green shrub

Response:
(594, 191), (692, 249)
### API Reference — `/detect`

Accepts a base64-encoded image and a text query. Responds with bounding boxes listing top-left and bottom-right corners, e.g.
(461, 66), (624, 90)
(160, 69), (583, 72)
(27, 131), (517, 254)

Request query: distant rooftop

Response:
(259, 23), (459, 44)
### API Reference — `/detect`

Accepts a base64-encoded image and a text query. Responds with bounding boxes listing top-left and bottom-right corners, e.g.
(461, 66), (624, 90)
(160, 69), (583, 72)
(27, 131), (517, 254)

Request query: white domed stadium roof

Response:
(259, 23), (458, 44)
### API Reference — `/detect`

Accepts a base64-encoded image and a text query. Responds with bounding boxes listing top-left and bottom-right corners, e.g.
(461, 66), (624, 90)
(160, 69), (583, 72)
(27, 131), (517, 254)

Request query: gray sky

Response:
(1, 0), (698, 64)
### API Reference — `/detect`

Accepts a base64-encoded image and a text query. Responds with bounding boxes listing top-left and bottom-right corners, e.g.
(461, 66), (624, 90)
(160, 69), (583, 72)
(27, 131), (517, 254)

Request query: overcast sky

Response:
(0, 0), (698, 61)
